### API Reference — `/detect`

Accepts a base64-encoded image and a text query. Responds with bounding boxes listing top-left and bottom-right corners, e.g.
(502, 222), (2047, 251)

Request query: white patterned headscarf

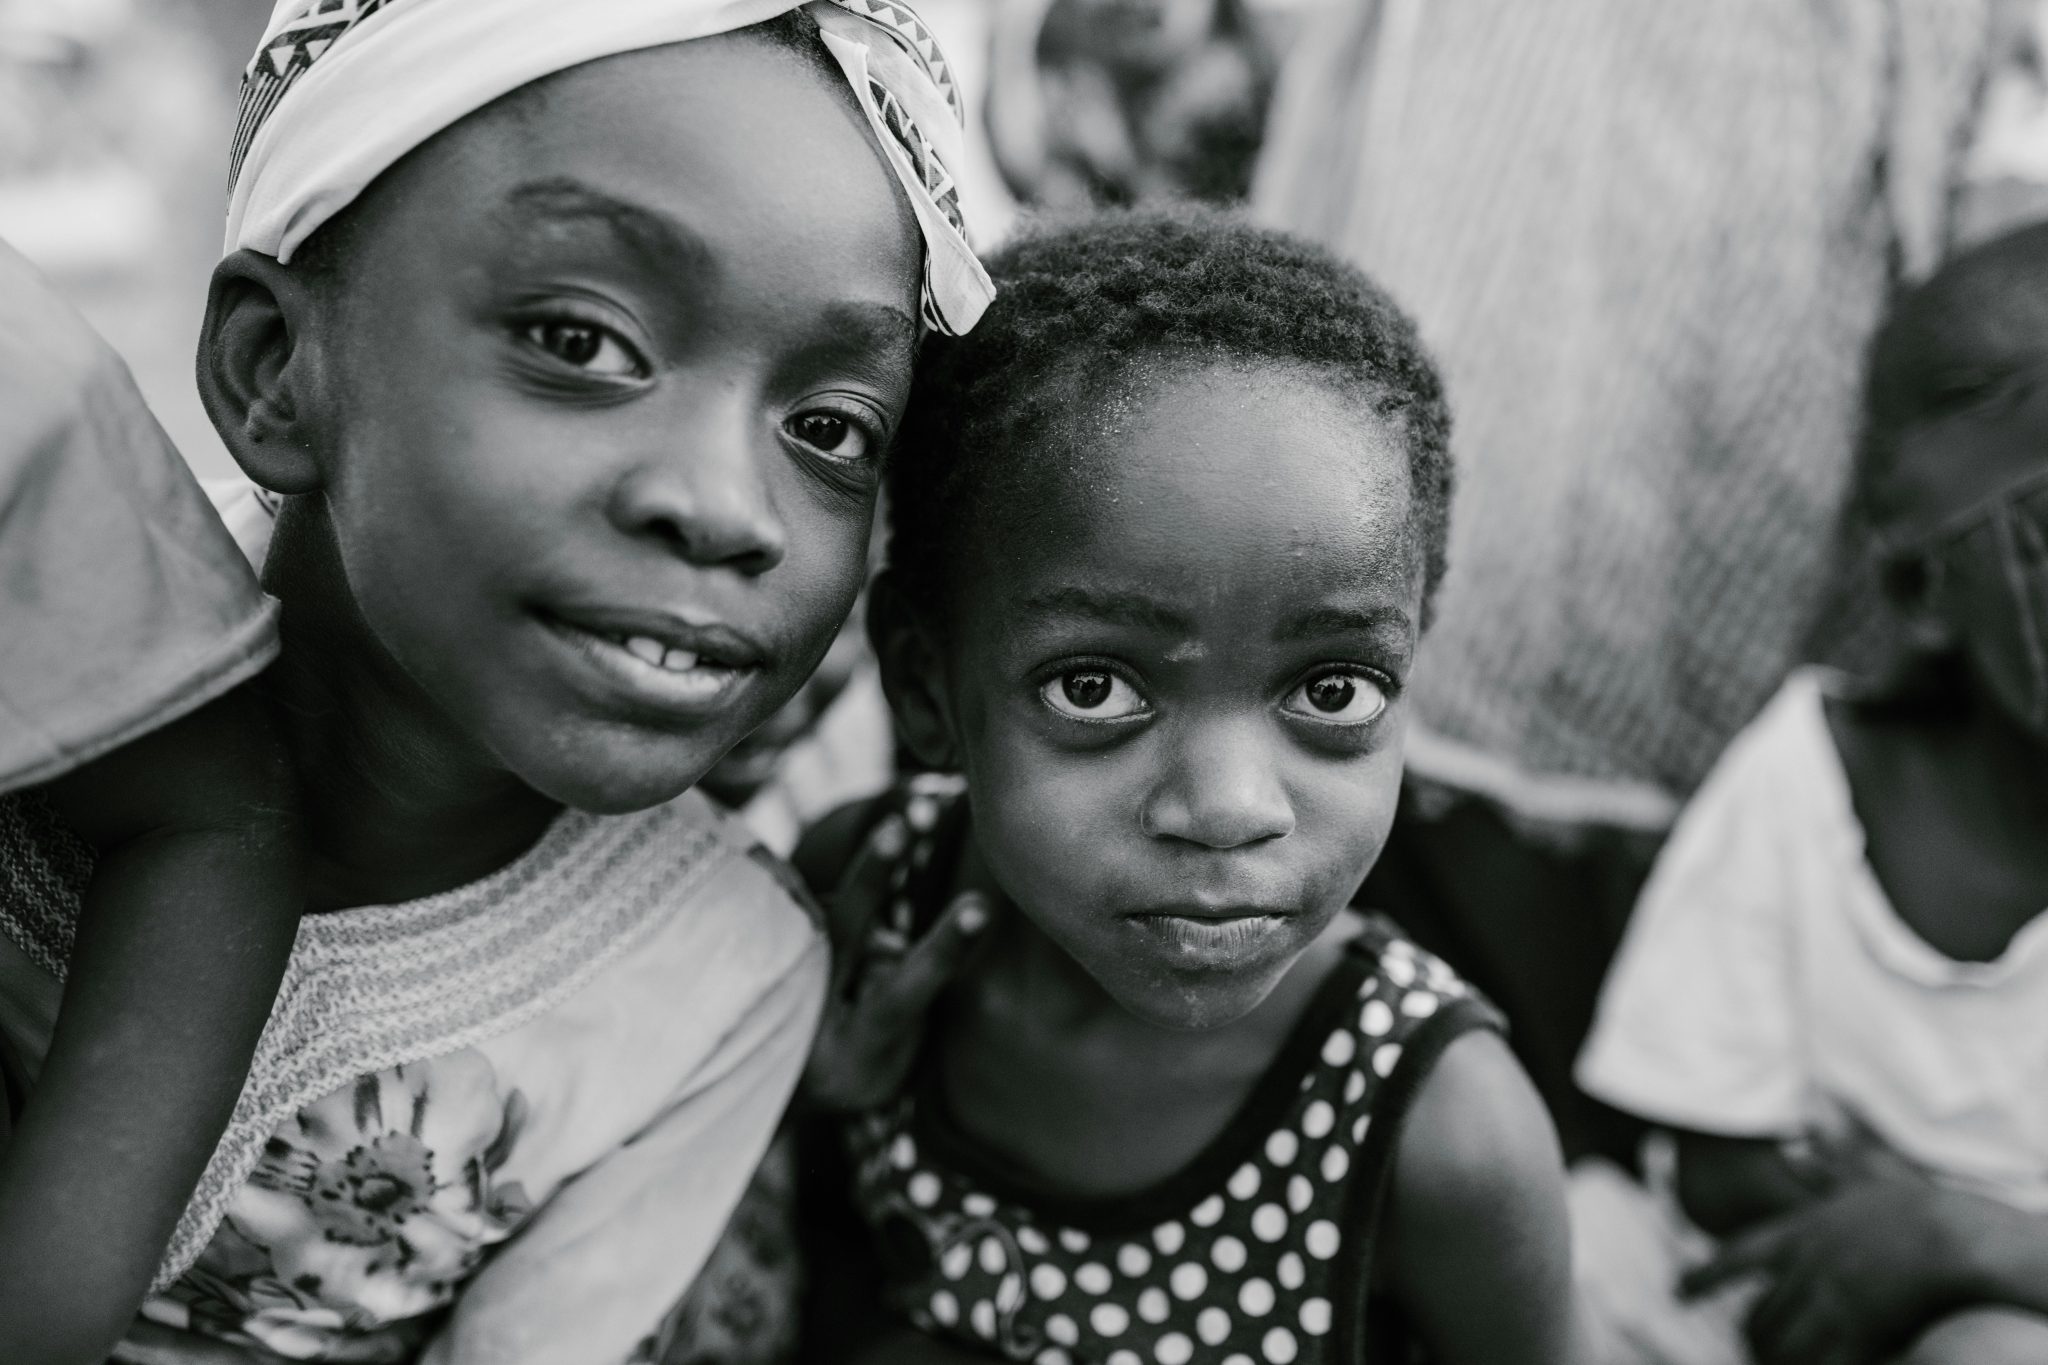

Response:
(224, 0), (993, 335)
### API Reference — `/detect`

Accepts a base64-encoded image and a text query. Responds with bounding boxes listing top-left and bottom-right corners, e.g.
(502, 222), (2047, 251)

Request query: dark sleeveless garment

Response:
(839, 782), (1504, 1364)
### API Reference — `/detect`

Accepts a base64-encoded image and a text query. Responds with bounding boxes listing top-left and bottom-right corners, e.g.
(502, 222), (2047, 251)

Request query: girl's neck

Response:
(264, 524), (560, 912)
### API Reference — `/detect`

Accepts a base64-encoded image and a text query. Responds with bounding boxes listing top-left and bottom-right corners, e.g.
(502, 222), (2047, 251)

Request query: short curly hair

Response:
(884, 207), (1454, 627)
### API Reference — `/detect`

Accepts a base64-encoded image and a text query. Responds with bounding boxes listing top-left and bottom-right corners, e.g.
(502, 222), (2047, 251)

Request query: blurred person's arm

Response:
(0, 687), (302, 1365)
(1684, 1178), (2048, 1364)
(1673, 1131), (1833, 1236)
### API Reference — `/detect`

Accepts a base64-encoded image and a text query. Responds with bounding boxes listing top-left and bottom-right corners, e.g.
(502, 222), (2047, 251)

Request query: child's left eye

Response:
(1282, 671), (1387, 725)
(786, 412), (876, 465)
(1040, 669), (1149, 721)
(523, 320), (641, 377)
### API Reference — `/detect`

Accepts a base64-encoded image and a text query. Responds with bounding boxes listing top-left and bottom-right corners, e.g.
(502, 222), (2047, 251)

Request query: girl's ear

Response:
(869, 572), (960, 770)
(197, 249), (328, 496)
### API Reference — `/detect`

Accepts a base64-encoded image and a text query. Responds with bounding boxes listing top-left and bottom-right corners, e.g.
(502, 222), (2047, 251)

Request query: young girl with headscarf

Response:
(0, 2), (990, 1361)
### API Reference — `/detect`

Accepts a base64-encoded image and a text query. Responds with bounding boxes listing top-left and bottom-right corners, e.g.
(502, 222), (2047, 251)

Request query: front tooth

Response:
(624, 635), (666, 666)
(661, 647), (699, 673)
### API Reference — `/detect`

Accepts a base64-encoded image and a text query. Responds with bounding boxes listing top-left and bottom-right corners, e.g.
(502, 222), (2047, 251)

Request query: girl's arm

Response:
(0, 686), (302, 1365)
(1382, 1030), (1592, 1365)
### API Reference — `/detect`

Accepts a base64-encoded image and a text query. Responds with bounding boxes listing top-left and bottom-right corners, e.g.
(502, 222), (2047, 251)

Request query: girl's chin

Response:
(513, 741), (727, 816)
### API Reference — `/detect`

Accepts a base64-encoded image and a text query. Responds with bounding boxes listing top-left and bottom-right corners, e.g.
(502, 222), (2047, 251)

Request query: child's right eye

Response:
(1040, 669), (1149, 721)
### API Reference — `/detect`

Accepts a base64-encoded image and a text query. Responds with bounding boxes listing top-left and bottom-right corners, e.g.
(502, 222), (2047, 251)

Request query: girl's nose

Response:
(607, 398), (788, 574)
(1140, 718), (1296, 849)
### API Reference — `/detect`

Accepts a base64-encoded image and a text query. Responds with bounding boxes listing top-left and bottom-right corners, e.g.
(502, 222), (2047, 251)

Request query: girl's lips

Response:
(543, 606), (768, 669)
(1123, 912), (1294, 971)
(539, 612), (757, 720)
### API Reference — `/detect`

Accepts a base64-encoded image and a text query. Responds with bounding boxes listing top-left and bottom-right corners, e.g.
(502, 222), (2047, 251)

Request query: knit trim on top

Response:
(0, 786), (750, 1289)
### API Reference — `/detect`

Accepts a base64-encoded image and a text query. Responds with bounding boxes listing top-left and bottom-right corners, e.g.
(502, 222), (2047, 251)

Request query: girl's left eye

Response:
(786, 411), (878, 465)
(1282, 671), (1388, 725)
(523, 320), (641, 377)
(1040, 669), (1149, 721)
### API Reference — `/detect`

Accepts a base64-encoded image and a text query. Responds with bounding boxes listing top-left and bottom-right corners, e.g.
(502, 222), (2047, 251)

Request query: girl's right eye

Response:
(522, 319), (643, 378)
(1039, 669), (1149, 722)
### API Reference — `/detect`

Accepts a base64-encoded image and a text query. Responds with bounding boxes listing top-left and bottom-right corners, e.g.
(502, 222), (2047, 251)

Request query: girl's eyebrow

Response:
(816, 300), (919, 361)
(502, 176), (709, 279)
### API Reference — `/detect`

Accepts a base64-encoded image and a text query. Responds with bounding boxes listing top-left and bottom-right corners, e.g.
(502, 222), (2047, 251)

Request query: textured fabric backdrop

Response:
(1256, 0), (2012, 819)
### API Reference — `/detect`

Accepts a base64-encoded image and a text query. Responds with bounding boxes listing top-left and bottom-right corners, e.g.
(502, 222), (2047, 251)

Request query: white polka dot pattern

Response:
(842, 876), (1496, 1365)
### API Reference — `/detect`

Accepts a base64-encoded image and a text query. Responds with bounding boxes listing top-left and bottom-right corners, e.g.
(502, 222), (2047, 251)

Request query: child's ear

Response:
(1879, 552), (1960, 654)
(868, 572), (960, 770)
(197, 249), (328, 496)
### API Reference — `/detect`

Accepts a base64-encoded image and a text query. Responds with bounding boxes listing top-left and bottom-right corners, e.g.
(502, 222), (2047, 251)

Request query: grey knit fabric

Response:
(1256, 0), (2010, 801)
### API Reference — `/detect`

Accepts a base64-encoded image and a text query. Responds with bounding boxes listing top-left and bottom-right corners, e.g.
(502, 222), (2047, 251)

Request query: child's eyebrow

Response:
(1017, 586), (1193, 634)
(502, 176), (709, 279)
(1273, 605), (1411, 641)
(815, 301), (919, 360)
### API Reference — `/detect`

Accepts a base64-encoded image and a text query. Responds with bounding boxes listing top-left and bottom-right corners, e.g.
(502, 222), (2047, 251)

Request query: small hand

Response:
(1682, 1179), (1974, 1365)
(803, 812), (992, 1114)
(1796, 1109), (1925, 1193)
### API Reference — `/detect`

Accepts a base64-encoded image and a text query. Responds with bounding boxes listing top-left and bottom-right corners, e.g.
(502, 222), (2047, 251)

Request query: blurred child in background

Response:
(1574, 221), (2048, 1365)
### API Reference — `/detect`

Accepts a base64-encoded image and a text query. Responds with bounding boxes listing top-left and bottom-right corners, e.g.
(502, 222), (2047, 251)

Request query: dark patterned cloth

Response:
(0, 791), (93, 980)
(639, 1133), (805, 1365)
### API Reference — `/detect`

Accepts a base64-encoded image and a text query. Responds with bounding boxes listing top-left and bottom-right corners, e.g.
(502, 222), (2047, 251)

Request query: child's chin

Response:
(517, 746), (723, 816)
(1110, 967), (1289, 1034)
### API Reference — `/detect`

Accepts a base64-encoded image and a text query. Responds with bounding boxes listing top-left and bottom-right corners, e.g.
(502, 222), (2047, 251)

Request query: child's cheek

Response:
(967, 728), (1131, 911)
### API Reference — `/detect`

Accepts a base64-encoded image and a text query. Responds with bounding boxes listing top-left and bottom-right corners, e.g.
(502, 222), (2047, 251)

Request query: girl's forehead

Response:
(340, 38), (921, 302)
(228, 1), (991, 335)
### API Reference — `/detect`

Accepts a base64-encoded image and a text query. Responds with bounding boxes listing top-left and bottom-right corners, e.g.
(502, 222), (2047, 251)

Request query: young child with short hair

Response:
(801, 209), (1587, 1365)
(0, 2), (992, 1361)
(1574, 221), (2048, 1365)
(0, 238), (303, 1365)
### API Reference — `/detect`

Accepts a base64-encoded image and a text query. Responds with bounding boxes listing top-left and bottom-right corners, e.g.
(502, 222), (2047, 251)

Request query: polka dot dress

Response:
(842, 784), (1503, 1364)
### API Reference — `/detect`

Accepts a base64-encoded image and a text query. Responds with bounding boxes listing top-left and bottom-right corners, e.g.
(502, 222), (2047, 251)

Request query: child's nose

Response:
(1140, 718), (1296, 849)
(606, 399), (788, 573)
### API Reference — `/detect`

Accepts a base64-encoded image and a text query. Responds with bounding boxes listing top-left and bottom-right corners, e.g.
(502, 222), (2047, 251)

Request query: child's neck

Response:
(939, 833), (1355, 1198)
(1833, 670), (2048, 962)
(264, 528), (560, 913)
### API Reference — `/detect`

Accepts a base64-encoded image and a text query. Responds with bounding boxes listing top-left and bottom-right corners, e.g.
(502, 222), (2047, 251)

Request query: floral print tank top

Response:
(841, 783), (1503, 1365)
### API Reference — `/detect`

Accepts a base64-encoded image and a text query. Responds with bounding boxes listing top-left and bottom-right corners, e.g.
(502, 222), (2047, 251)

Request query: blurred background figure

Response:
(0, 0), (268, 478)
(983, 0), (1278, 208)
(1256, 0), (2048, 825)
